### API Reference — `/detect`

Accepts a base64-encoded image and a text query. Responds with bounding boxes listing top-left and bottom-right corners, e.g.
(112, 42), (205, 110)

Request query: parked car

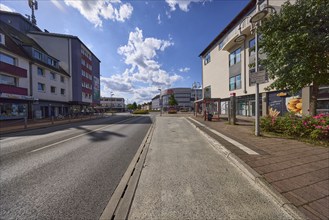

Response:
(168, 107), (177, 114)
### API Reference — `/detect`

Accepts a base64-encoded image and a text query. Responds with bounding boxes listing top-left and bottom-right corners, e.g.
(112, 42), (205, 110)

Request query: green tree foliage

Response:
(259, 0), (329, 115)
(127, 102), (138, 110)
(168, 94), (178, 106)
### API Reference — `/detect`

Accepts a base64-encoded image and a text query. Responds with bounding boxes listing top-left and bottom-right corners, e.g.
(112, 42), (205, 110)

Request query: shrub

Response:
(132, 110), (149, 114)
(261, 113), (329, 141)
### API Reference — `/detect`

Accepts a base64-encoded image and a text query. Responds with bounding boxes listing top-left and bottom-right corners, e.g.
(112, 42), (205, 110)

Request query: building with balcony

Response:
(0, 20), (70, 119)
(199, 0), (328, 117)
(27, 31), (101, 112)
(151, 95), (160, 110)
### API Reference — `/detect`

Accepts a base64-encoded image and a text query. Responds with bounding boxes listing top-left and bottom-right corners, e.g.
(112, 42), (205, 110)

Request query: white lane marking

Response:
(188, 117), (259, 155)
(28, 117), (136, 153)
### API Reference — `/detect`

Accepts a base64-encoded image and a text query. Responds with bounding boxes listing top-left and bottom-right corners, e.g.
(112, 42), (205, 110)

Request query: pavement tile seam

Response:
(261, 158), (329, 178)
(250, 151), (329, 169)
(302, 204), (328, 220)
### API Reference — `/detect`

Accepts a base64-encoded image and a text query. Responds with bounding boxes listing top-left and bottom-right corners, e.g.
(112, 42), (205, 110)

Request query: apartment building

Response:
(0, 11), (101, 118)
(27, 31), (101, 112)
(199, 0), (328, 117)
(151, 95), (160, 110)
(0, 20), (70, 119)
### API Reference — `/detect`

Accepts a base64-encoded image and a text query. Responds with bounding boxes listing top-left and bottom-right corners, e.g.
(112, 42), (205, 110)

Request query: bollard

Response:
(24, 117), (27, 129)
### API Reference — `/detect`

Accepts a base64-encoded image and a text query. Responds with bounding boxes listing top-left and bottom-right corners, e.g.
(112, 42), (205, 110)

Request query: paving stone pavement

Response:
(192, 116), (329, 220)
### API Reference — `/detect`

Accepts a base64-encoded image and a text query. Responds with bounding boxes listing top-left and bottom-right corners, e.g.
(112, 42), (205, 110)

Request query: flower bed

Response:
(261, 111), (329, 141)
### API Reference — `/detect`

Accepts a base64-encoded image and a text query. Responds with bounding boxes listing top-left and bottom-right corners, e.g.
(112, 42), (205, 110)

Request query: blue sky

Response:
(1, 0), (248, 104)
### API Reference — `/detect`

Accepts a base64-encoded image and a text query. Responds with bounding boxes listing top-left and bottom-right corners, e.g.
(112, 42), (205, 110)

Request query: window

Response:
(229, 74), (241, 91)
(51, 86), (56, 93)
(229, 48), (241, 66)
(34, 50), (42, 60)
(204, 53), (211, 65)
(47, 57), (57, 67)
(0, 33), (5, 45)
(249, 38), (255, 56)
(61, 88), (65, 95)
(0, 74), (17, 86)
(0, 52), (15, 65)
(37, 67), (44, 76)
(50, 72), (56, 80)
(60, 76), (65, 83)
(38, 83), (45, 92)
(218, 41), (224, 50)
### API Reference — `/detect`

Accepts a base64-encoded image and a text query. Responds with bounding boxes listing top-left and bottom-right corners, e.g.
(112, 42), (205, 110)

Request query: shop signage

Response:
(0, 93), (33, 100)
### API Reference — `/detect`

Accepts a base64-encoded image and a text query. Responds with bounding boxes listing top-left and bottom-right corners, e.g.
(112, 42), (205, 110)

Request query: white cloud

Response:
(50, 0), (66, 12)
(179, 67), (190, 73)
(165, 0), (207, 12)
(157, 14), (162, 24)
(64, 0), (133, 27)
(101, 27), (183, 103)
(0, 3), (15, 12)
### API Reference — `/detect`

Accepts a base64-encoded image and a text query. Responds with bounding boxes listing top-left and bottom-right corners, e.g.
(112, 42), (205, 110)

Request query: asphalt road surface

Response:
(0, 115), (153, 219)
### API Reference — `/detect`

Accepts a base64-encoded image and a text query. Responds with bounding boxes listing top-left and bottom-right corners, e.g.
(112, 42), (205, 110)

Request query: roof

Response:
(0, 20), (70, 77)
(199, 0), (255, 57)
(0, 10), (42, 32)
(29, 31), (101, 62)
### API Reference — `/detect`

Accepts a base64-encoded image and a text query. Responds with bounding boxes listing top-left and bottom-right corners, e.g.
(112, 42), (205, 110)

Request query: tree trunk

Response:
(309, 84), (319, 116)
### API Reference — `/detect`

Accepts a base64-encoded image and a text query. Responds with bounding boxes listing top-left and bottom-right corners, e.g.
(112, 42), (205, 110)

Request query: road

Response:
(0, 115), (153, 219)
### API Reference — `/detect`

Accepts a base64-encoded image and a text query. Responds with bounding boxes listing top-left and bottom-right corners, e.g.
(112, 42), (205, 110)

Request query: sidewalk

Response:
(189, 116), (329, 220)
(129, 116), (296, 219)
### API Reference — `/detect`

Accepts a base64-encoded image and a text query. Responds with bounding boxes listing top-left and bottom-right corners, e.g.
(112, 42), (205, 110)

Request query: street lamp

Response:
(110, 92), (114, 114)
(192, 82), (201, 116)
(250, 0), (277, 136)
(158, 89), (162, 116)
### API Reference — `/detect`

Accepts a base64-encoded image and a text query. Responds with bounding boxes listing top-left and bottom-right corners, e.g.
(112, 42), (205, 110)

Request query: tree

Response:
(259, 0), (329, 116)
(168, 94), (178, 106)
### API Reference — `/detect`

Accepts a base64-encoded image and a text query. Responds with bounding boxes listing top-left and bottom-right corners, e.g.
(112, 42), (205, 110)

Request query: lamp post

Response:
(234, 0), (276, 136)
(192, 82), (200, 116)
(110, 92), (114, 114)
(249, 0), (276, 136)
(158, 89), (162, 116)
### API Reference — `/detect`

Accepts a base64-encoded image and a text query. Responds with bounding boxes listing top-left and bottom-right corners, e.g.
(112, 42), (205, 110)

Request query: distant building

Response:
(151, 95), (160, 110)
(159, 87), (202, 111)
(100, 97), (125, 112)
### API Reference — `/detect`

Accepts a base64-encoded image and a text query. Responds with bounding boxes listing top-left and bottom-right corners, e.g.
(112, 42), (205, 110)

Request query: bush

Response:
(260, 113), (329, 141)
(132, 110), (149, 114)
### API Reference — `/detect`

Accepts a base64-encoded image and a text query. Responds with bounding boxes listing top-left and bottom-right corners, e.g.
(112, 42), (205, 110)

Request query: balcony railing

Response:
(0, 61), (27, 78)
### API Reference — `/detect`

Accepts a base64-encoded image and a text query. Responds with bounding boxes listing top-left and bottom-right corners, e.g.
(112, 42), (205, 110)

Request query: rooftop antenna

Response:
(28, 0), (38, 25)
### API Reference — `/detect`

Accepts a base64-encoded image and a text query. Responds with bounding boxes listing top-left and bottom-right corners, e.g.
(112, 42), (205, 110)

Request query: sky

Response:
(0, 0), (249, 104)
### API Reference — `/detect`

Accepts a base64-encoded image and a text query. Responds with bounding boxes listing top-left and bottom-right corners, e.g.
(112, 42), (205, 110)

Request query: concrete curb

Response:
(99, 120), (155, 220)
(185, 118), (307, 220)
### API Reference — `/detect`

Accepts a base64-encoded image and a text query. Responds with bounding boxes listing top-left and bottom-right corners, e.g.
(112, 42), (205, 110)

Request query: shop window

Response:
(0, 103), (27, 119)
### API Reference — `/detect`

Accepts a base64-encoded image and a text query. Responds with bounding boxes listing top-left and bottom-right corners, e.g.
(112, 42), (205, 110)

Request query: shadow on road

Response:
(0, 115), (153, 138)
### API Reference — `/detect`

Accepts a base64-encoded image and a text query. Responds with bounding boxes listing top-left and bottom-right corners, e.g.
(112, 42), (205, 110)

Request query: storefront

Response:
(0, 94), (33, 120)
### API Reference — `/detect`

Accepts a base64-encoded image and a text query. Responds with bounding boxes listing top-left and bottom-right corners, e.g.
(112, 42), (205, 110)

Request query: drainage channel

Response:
(99, 122), (155, 220)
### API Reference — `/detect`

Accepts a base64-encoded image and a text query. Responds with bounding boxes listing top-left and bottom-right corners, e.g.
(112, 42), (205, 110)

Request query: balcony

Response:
(0, 84), (28, 95)
(0, 61), (27, 78)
